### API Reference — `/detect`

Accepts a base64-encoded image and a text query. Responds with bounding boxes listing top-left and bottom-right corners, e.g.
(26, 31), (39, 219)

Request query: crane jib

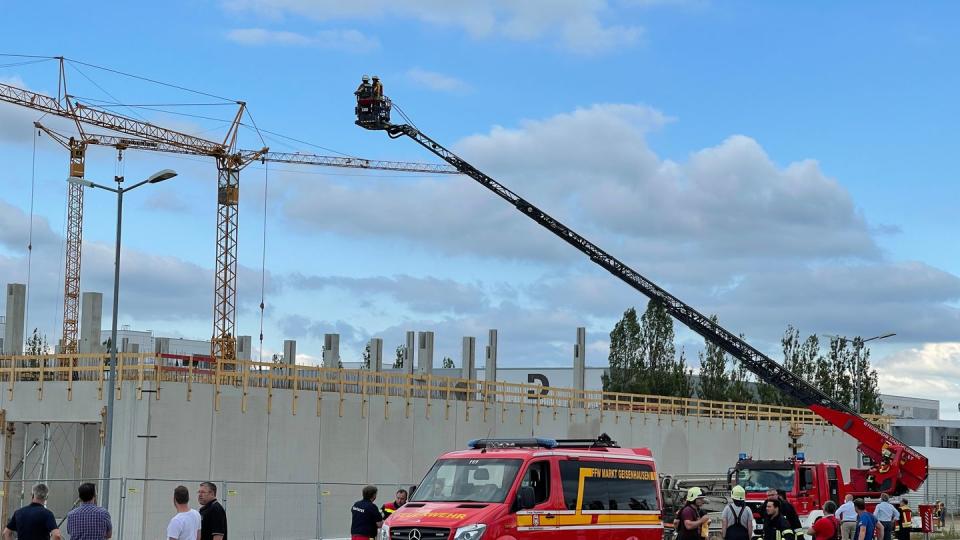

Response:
(372, 119), (928, 491)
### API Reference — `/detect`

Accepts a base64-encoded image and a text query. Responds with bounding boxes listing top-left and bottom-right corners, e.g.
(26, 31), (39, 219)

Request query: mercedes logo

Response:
(408, 529), (422, 540)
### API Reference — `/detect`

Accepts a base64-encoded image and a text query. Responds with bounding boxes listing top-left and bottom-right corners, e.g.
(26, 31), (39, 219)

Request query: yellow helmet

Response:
(687, 487), (705, 502)
(731, 486), (746, 501)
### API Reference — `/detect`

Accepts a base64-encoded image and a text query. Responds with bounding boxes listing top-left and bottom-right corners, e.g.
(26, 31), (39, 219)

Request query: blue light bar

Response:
(796, 452), (805, 461)
(467, 438), (558, 450)
(739, 453), (748, 460)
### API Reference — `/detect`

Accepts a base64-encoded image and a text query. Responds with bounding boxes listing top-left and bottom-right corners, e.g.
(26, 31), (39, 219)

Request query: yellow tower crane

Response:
(0, 59), (455, 367)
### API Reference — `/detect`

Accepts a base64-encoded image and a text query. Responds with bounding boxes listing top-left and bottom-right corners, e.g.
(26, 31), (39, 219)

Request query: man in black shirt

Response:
(351, 485), (383, 540)
(764, 498), (796, 540)
(3, 483), (61, 540)
(198, 481), (228, 540)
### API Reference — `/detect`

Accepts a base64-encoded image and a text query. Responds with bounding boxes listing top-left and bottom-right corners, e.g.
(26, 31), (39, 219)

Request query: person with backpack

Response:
(809, 501), (841, 540)
(722, 486), (754, 540)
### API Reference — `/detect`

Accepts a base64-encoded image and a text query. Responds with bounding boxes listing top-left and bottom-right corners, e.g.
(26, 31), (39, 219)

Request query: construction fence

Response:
(0, 353), (890, 428)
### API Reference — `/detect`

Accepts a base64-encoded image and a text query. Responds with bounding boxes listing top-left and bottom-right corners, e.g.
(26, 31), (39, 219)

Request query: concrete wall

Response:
(0, 381), (860, 539)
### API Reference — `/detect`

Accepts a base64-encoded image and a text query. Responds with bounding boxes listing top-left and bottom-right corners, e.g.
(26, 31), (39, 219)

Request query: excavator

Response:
(354, 80), (928, 527)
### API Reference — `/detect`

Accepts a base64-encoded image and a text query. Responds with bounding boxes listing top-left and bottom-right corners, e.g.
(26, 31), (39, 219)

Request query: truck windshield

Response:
(736, 468), (795, 493)
(412, 458), (523, 503)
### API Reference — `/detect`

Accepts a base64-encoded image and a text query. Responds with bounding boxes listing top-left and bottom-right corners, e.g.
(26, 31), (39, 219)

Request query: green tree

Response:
(827, 337), (855, 407)
(393, 345), (405, 369)
(25, 329), (48, 370)
(602, 308), (643, 394)
(638, 300), (692, 397)
(697, 315), (730, 401)
(441, 357), (455, 369)
(603, 301), (692, 399)
(780, 327), (823, 406)
(728, 356), (755, 404)
(25, 328), (49, 355)
(849, 338), (883, 414)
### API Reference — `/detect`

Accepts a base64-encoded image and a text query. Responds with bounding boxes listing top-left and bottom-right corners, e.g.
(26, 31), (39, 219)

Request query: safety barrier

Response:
(0, 353), (889, 429)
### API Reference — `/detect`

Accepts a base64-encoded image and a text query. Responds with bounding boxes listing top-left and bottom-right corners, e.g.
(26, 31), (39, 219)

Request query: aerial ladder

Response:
(0, 59), (455, 366)
(354, 85), (928, 497)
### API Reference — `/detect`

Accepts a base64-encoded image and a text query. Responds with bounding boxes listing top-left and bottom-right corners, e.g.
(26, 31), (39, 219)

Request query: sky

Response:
(1, 1), (959, 417)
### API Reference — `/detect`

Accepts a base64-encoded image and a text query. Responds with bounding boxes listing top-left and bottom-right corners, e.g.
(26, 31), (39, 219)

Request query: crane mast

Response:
(29, 120), (457, 366)
(2, 62), (454, 366)
(355, 90), (927, 496)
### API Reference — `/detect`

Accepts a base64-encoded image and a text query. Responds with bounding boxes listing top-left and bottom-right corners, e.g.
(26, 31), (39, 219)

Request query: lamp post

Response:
(67, 168), (177, 510)
(821, 332), (896, 413)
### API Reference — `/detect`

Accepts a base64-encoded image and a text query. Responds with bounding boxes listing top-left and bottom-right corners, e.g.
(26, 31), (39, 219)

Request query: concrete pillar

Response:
(4, 283), (26, 355)
(485, 329), (497, 402)
(323, 334), (340, 367)
(236, 335), (252, 361)
(925, 426), (932, 447)
(369, 338), (383, 371)
(404, 331), (415, 374)
(461, 337), (476, 380)
(574, 327), (586, 391)
(283, 340), (297, 365)
(574, 327), (586, 408)
(119, 338), (139, 354)
(79, 292), (103, 354)
(417, 331), (434, 374)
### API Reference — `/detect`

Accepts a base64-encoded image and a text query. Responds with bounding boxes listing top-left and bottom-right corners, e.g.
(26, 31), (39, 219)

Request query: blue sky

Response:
(1, 1), (959, 416)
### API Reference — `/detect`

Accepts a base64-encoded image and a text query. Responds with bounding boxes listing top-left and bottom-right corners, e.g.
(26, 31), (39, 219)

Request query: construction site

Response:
(0, 52), (948, 540)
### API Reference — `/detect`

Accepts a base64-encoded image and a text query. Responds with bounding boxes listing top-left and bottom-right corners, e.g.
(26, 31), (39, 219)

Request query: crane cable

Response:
(24, 129), (38, 338)
(258, 161), (269, 363)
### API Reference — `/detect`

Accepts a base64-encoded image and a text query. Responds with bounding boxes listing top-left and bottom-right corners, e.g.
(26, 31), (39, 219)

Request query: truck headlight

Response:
(454, 524), (487, 540)
(378, 525), (390, 540)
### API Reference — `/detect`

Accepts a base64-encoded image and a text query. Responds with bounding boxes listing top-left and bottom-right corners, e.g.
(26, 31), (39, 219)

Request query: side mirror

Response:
(517, 486), (536, 510)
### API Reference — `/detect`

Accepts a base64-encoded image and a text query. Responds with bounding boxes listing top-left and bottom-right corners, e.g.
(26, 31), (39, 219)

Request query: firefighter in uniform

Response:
(355, 75), (372, 99)
(381, 488), (408, 521)
(764, 498), (796, 540)
(895, 499), (912, 540)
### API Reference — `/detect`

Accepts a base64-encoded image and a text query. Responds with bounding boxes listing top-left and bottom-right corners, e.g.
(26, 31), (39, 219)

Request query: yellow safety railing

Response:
(0, 353), (890, 428)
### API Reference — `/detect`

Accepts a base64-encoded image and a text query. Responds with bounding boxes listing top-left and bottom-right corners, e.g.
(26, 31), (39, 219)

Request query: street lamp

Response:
(820, 332), (896, 413)
(67, 168), (178, 510)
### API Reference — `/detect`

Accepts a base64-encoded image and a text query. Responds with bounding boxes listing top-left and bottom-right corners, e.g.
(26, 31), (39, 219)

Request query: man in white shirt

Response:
(873, 494), (900, 540)
(836, 495), (857, 540)
(167, 485), (201, 540)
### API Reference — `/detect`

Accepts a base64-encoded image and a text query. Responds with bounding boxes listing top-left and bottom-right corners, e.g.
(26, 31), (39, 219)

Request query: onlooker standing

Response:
(873, 494), (899, 540)
(351, 486), (383, 540)
(837, 495), (857, 540)
(381, 489), (408, 521)
(809, 501), (840, 540)
(2, 483), (61, 540)
(66, 483), (112, 540)
(722, 486), (754, 540)
(167, 485), (201, 540)
(198, 482), (227, 540)
(855, 498), (882, 540)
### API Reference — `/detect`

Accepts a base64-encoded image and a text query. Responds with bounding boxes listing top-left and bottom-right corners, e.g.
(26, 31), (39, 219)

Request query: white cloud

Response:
(226, 28), (380, 52)
(277, 102), (960, 347)
(0, 198), (277, 338)
(288, 274), (490, 315)
(222, 0), (642, 54)
(406, 68), (470, 93)
(876, 343), (960, 418)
